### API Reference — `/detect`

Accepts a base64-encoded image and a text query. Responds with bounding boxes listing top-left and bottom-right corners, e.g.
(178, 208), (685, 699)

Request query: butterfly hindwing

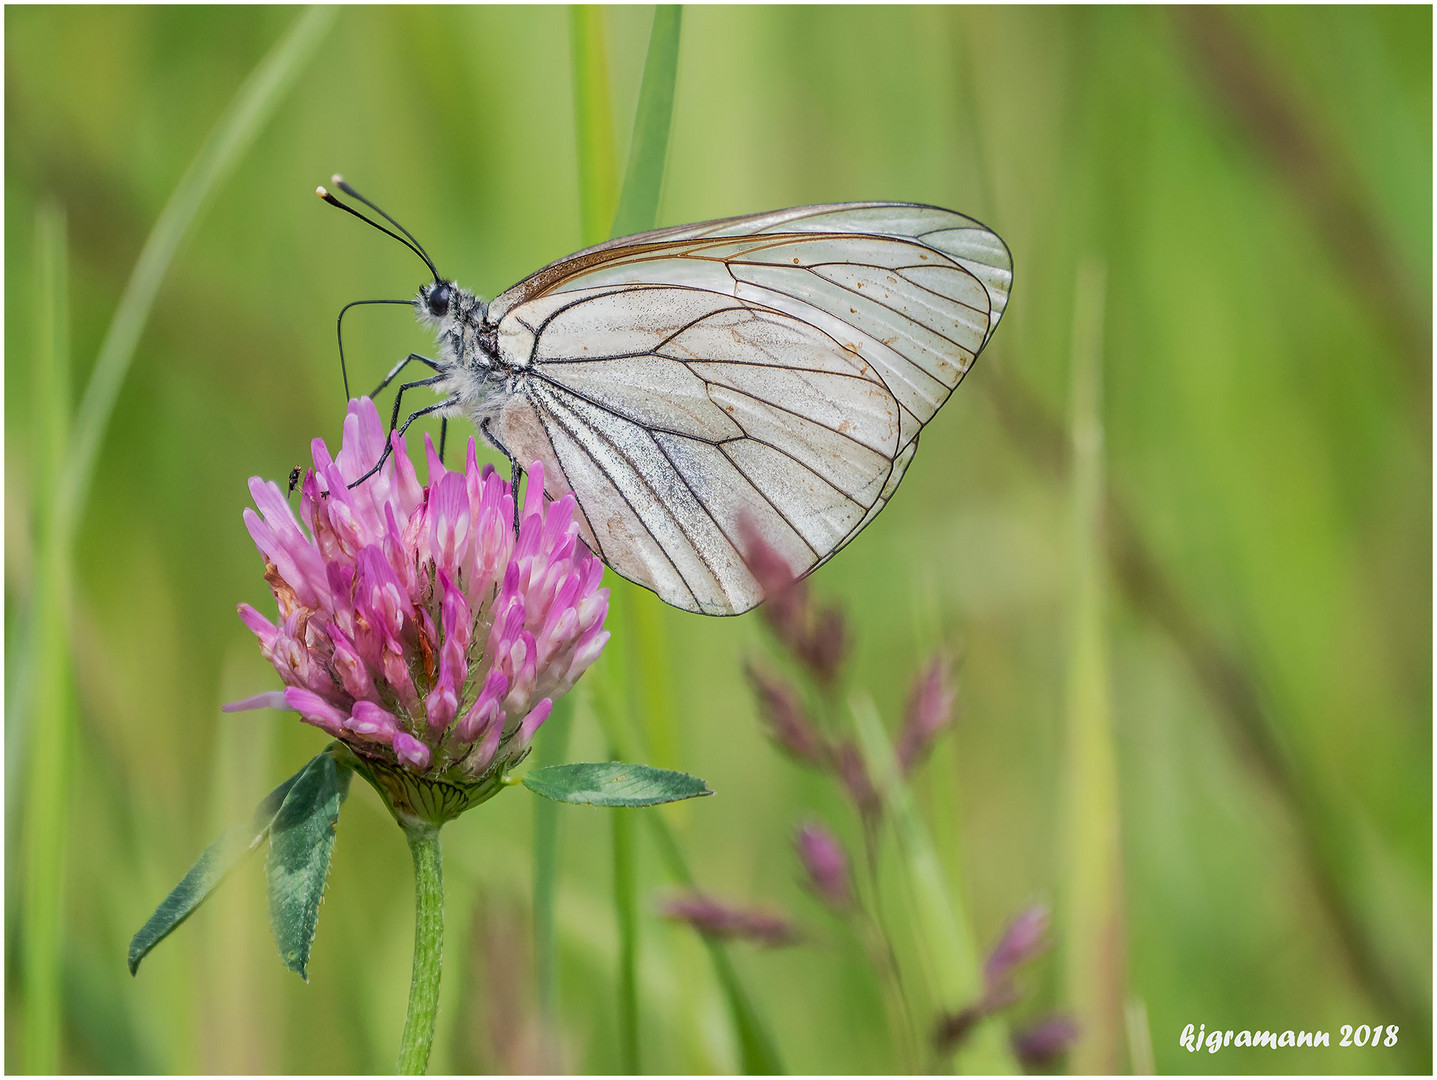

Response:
(484, 204), (1011, 615)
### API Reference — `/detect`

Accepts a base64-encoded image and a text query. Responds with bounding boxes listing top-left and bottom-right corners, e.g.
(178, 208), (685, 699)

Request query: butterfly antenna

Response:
(331, 176), (440, 278)
(336, 298), (414, 399)
(316, 183), (442, 282)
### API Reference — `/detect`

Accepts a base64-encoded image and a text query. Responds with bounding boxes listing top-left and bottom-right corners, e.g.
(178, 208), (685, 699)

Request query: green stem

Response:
(23, 202), (73, 1077)
(612, 804), (641, 1073)
(532, 699), (573, 1066)
(856, 830), (919, 1073)
(851, 695), (1018, 1074)
(1062, 260), (1126, 1073)
(398, 825), (444, 1075)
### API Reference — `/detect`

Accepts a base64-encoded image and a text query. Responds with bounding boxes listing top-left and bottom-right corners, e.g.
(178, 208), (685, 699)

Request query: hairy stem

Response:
(398, 825), (444, 1075)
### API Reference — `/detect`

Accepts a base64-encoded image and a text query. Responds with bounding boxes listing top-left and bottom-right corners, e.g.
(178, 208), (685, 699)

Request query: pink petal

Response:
(423, 432), (447, 484)
(335, 398), (388, 485)
(393, 731), (431, 770)
(456, 668), (507, 744)
(523, 460), (547, 521)
(516, 698), (553, 748)
(222, 690), (291, 713)
(347, 700), (401, 740)
(283, 687), (349, 737)
(237, 603), (279, 648)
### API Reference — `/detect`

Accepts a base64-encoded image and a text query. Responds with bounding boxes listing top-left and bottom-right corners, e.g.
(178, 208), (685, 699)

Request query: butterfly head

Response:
(318, 175), (483, 328)
(422, 280), (454, 318)
(418, 279), (485, 329)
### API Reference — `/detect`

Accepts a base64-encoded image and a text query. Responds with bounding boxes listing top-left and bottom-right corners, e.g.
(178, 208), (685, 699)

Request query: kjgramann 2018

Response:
(1180, 1023), (1399, 1053)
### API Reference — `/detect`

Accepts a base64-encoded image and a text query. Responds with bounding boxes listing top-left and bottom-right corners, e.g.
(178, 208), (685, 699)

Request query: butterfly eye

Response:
(427, 283), (452, 316)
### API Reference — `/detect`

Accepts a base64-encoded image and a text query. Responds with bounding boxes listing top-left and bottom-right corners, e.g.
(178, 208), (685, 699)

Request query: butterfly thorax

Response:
(418, 282), (519, 426)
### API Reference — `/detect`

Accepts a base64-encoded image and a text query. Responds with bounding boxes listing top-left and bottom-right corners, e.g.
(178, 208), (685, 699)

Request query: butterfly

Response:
(320, 178), (1012, 616)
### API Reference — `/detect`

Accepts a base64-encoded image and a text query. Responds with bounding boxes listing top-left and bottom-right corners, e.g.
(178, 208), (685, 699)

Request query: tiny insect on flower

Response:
(227, 397), (610, 824)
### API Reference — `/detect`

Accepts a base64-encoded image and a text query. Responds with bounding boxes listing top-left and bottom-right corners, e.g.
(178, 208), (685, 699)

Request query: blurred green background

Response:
(5, 5), (1430, 1074)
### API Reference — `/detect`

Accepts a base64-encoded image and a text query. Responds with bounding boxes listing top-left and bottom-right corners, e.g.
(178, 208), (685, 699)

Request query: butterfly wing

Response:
(490, 202), (1012, 340)
(486, 204), (1012, 615)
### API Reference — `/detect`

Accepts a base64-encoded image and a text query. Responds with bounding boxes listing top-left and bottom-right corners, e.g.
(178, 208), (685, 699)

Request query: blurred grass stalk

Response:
(559, 8), (691, 1073)
(570, 5), (619, 248)
(56, 5), (334, 529)
(529, 695), (572, 1070)
(6, 4), (333, 825)
(609, 4), (683, 240)
(22, 203), (75, 1075)
(10, 11), (333, 1071)
(610, 788), (642, 1073)
(1060, 260), (1128, 1073)
(850, 696), (1017, 1075)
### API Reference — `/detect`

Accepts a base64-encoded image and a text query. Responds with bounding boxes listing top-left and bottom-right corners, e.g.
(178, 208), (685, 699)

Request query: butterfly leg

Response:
(386, 373), (447, 436)
(438, 418), (448, 464)
(346, 376), (448, 489)
(480, 418), (524, 536)
(371, 353), (441, 399)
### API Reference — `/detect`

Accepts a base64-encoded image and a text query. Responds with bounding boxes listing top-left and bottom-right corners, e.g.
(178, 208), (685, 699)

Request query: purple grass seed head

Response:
(659, 892), (798, 947)
(1011, 1013), (1080, 1067)
(794, 821), (853, 912)
(984, 904), (1051, 993)
(746, 662), (828, 766)
(896, 652), (957, 774)
(736, 516), (849, 687)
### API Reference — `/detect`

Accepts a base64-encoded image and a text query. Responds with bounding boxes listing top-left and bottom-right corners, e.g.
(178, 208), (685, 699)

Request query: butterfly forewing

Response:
(486, 203), (1012, 615)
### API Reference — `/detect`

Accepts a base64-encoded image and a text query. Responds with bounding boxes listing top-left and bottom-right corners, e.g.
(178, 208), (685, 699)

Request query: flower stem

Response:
(398, 824), (444, 1075)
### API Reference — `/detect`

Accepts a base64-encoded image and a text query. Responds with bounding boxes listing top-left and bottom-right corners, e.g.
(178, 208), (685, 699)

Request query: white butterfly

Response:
(322, 180), (1012, 616)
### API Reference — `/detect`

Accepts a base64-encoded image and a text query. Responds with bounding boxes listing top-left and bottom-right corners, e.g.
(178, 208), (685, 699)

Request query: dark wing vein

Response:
(527, 367), (877, 497)
(535, 384), (724, 606)
(537, 400), (701, 607)
(531, 399), (605, 561)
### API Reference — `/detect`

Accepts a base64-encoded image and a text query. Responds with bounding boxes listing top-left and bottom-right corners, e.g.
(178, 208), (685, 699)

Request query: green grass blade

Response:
(1061, 260), (1127, 1072)
(570, 8), (700, 1072)
(570, 5), (619, 247)
(22, 201), (74, 1075)
(530, 695), (572, 1067)
(591, 694), (786, 1074)
(56, 5), (334, 531)
(633, 598), (681, 772)
(612, 794), (641, 1072)
(850, 694), (1018, 1074)
(602, 6), (688, 1063)
(568, 13), (624, 1066)
(609, 5), (683, 238)
(645, 814), (787, 1074)
(567, 7), (782, 1070)
(16, 19), (332, 1033)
